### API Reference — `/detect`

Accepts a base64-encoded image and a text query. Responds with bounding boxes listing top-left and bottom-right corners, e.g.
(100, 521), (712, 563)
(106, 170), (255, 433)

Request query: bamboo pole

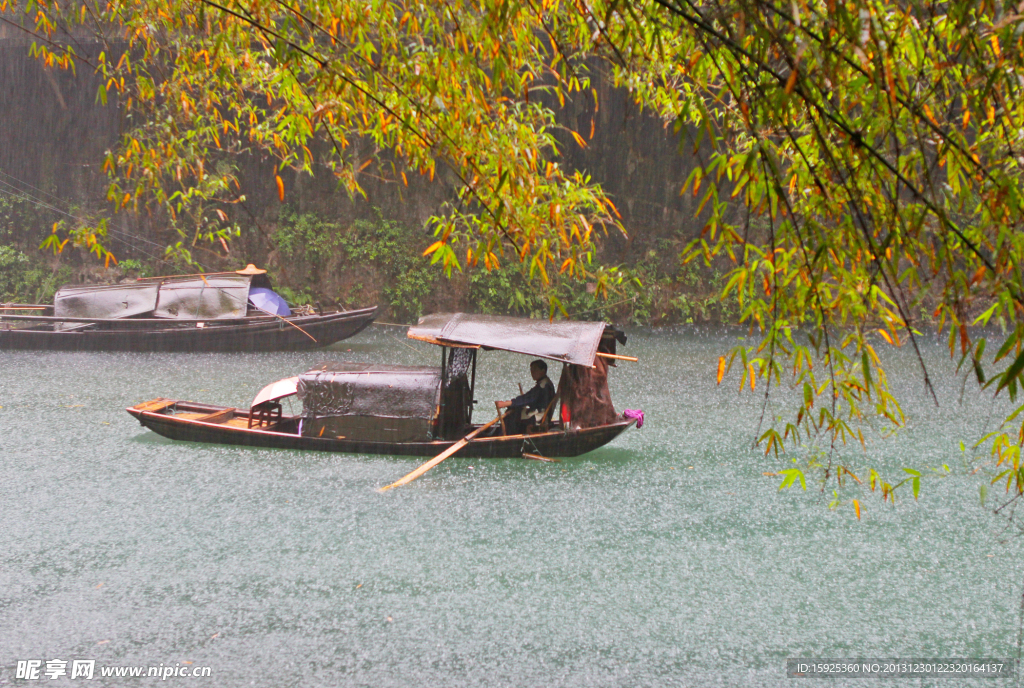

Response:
(596, 352), (638, 362)
(134, 271), (236, 281)
(379, 415), (502, 491)
(251, 305), (317, 343)
(522, 453), (560, 463)
(0, 312), (281, 324)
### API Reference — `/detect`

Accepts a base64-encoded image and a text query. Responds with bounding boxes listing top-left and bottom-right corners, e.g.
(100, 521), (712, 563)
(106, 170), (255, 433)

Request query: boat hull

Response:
(0, 307), (377, 352)
(127, 400), (635, 458)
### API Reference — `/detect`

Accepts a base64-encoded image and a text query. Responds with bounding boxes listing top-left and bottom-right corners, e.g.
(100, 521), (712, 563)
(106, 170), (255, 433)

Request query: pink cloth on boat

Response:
(623, 409), (644, 428)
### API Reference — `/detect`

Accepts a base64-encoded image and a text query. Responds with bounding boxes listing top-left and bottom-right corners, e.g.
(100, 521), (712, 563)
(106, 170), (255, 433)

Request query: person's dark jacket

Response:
(510, 376), (555, 422)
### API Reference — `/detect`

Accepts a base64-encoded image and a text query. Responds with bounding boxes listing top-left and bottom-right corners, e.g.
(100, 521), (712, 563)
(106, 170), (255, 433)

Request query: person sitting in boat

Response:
(237, 264), (291, 316)
(496, 360), (555, 435)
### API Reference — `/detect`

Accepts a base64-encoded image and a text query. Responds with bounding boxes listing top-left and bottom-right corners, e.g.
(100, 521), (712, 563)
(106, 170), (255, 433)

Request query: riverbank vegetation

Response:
(8, 0), (1024, 517)
(1, 197), (736, 325)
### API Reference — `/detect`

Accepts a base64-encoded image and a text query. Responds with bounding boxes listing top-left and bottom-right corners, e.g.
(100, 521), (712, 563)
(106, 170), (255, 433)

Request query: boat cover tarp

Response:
(55, 282), (160, 321)
(52, 275), (251, 321)
(296, 361), (442, 441)
(407, 312), (608, 366)
(153, 275), (250, 320)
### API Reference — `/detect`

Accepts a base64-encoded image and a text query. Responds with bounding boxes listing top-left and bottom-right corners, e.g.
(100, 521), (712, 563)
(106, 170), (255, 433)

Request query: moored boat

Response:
(127, 313), (640, 462)
(0, 269), (377, 351)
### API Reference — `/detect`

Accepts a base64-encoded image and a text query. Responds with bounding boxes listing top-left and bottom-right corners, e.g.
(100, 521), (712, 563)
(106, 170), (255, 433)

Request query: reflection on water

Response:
(1, 327), (1020, 687)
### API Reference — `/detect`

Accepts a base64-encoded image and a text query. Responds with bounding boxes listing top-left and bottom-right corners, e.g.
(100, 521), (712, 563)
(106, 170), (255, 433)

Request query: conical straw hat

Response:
(235, 264), (267, 275)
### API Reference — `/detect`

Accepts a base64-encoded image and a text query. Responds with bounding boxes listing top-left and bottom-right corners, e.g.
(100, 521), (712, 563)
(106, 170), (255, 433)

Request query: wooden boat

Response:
(126, 398), (635, 458)
(0, 273), (377, 351)
(0, 307), (378, 352)
(127, 313), (639, 459)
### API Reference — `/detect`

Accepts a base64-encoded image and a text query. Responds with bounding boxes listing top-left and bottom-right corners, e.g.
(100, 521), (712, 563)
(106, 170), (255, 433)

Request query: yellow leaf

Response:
(878, 329), (893, 345)
(275, 175), (284, 202)
(716, 356), (726, 385)
(922, 103), (937, 126)
(569, 130), (587, 148)
(853, 499), (861, 520)
(214, 209), (228, 221)
(749, 363), (756, 391)
(422, 241), (443, 256)
(784, 69), (797, 94)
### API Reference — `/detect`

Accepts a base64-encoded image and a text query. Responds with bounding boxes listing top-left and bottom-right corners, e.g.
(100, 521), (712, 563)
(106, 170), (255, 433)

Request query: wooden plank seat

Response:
(193, 408), (235, 424)
(225, 417), (257, 428)
(172, 411), (274, 430)
(133, 398), (176, 413)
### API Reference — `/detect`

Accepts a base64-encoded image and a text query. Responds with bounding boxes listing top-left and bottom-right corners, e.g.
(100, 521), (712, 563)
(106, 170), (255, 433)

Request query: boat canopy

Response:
(296, 361), (442, 420)
(296, 361), (443, 442)
(54, 282), (160, 321)
(153, 276), (250, 320)
(407, 312), (613, 367)
(54, 275), (251, 321)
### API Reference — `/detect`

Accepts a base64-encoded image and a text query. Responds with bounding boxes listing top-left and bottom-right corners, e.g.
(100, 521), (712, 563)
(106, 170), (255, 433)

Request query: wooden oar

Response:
(251, 304), (318, 343)
(495, 401), (508, 435)
(379, 414), (503, 491)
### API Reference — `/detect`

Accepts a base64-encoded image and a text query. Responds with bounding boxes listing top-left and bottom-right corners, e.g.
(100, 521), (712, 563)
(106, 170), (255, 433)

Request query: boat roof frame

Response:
(406, 312), (621, 367)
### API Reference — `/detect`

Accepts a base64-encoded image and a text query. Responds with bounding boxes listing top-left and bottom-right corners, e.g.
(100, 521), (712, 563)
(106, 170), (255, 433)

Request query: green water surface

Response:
(1, 328), (1020, 686)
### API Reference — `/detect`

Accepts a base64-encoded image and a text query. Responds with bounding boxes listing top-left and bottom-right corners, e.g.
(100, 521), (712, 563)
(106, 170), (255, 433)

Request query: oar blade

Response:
(378, 415), (501, 491)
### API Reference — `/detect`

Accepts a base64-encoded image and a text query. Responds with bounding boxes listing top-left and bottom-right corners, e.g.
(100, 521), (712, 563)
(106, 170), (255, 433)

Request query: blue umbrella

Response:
(248, 287), (291, 316)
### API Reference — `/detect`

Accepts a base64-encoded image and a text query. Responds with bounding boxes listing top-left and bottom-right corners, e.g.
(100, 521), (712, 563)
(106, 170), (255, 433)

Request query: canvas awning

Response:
(52, 274), (251, 321)
(296, 361), (442, 420)
(55, 282), (160, 320)
(153, 275), (250, 320)
(407, 312), (611, 367)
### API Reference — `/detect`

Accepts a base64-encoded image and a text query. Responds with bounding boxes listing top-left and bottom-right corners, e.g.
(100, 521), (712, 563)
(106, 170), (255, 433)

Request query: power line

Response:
(0, 185), (173, 268)
(0, 169), (70, 209)
(0, 171), (212, 270)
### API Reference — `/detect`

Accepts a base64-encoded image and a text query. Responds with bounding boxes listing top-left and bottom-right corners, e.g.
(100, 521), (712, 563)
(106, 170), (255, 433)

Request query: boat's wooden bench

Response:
(132, 398), (175, 413)
(176, 406), (279, 430)
(194, 408), (235, 424)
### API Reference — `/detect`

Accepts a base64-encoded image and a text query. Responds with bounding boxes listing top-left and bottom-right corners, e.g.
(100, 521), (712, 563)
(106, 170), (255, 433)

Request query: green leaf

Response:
(778, 468), (806, 491)
(996, 349), (1024, 397)
(862, 350), (872, 394)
